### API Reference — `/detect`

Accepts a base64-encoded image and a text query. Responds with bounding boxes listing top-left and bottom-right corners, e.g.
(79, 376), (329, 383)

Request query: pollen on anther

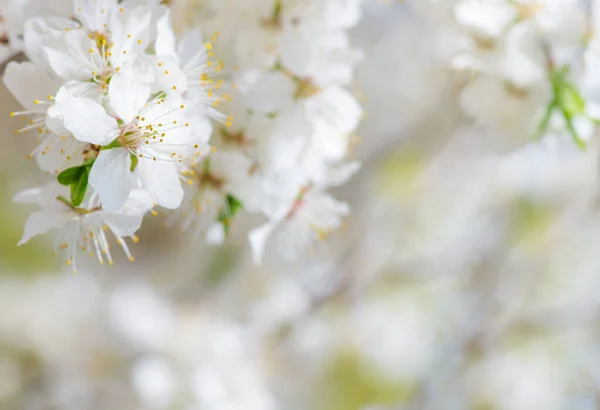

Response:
(137, 39), (142, 44)
(172, 86), (177, 90)
(10, 112), (14, 117)
(132, 235), (140, 243)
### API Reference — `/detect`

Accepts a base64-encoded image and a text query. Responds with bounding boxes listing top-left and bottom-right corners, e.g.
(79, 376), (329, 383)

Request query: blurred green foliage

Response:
(315, 351), (412, 410)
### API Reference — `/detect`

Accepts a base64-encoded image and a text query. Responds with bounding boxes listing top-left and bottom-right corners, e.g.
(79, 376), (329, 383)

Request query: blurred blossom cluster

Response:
(2, 0), (600, 410)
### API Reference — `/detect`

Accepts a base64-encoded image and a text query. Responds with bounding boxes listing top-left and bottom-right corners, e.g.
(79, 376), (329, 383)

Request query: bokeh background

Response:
(2, 1), (600, 410)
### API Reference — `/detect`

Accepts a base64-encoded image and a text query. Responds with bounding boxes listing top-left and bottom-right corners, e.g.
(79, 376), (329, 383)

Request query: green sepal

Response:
(56, 159), (95, 206)
(129, 153), (139, 172)
(57, 166), (84, 186)
(100, 138), (122, 151)
(217, 194), (244, 234)
(70, 166), (89, 207)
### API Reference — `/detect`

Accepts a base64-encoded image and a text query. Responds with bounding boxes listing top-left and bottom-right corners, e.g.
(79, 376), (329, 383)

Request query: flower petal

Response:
(135, 160), (183, 209)
(24, 17), (79, 68)
(45, 30), (103, 81)
(18, 209), (74, 246)
(89, 211), (144, 237)
(89, 148), (137, 212)
(60, 96), (119, 145)
(3, 62), (61, 110)
(108, 6), (151, 67)
(108, 59), (152, 123)
(155, 8), (176, 57)
(248, 220), (280, 264)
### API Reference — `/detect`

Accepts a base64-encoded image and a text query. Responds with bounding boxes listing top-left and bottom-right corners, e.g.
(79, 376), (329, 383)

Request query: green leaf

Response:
(129, 153), (139, 172)
(217, 194), (244, 235)
(57, 166), (83, 186)
(70, 166), (89, 207)
(100, 138), (122, 151)
(558, 81), (585, 116)
(225, 194), (243, 216)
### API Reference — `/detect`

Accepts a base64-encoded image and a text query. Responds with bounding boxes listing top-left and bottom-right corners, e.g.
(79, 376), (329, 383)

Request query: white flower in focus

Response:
(32, 1), (156, 95)
(56, 62), (209, 211)
(15, 182), (153, 272)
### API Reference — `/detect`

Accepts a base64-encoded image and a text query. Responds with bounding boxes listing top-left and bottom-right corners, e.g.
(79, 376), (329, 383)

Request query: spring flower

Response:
(249, 162), (359, 263)
(56, 61), (209, 211)
(15, 182), (154, 273)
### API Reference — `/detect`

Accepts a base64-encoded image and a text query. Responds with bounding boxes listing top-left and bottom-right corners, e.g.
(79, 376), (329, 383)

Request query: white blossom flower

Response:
(15, 182), (153, 272)
(55, 61), (209, 211)
(249, 162), (359, 263)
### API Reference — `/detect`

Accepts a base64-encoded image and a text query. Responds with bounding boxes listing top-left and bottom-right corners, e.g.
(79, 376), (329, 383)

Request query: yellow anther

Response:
(205, 42), (212, 50)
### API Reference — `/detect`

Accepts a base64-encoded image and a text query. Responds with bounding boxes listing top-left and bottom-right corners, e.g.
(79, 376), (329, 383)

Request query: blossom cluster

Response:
(168, 0), (364, 262)
(3, 0), (364, 270)
(412, 0), (597, 146)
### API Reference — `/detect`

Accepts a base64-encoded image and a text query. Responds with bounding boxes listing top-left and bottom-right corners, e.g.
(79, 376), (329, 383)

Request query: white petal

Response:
(45, 30), (103, 81)
(305, 86), (362, 134)
(60, 96), (119, 145)
(151, 56), (187, 95)
(73, 0), (118, 32)
(23, 17), (79, 68)
(108, 60), (152, 123)
(244, 71), (295, 113)
(155, 8), (176, 57)
(18, 210), (73, 246)
(177, 30), (204, 71)
(108, 6), (152, 67)
(13, 188), (42, 204)
(122, 189), (155, 215)
(205, 223), (226, 245)
(322, 161), (361, 188)
(89, 148), (137, 212)
(248, 220), (280, 264)
(3, 62), (61, 110)
(135, 160), (183, 209)
(89, 211), (144, 237)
